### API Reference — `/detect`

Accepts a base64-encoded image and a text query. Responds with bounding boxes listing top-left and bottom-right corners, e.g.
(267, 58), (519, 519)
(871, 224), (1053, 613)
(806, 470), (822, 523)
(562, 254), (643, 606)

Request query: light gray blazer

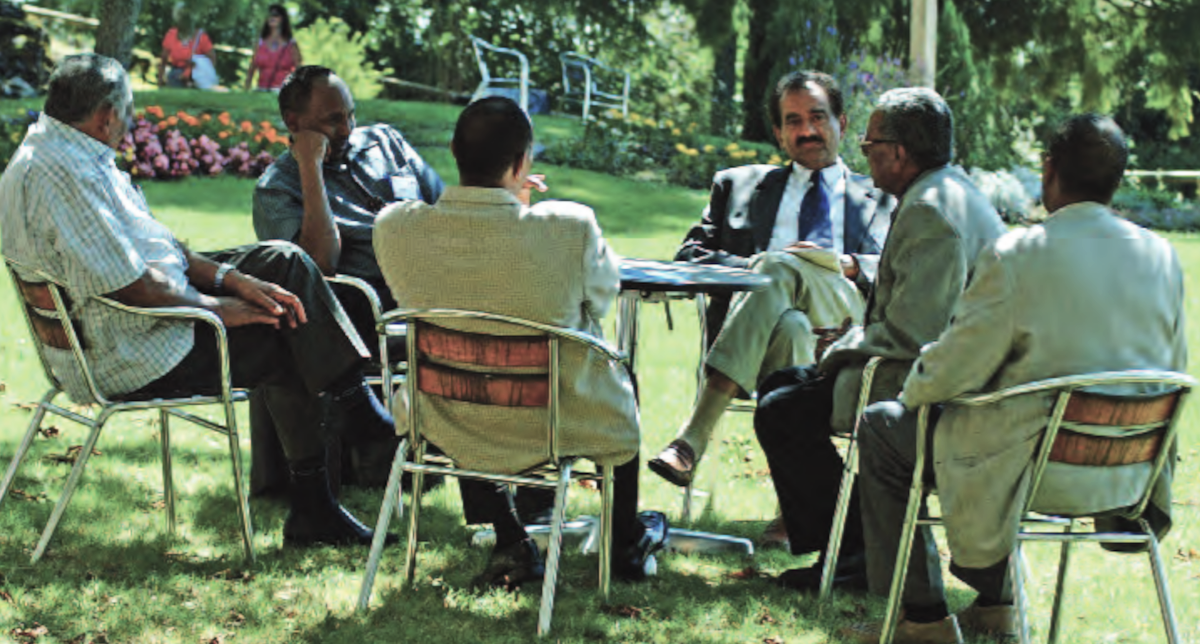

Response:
(901, 202), (1187, 567)
(820, 165), (1007, 431)
(373, 186), (640, 474)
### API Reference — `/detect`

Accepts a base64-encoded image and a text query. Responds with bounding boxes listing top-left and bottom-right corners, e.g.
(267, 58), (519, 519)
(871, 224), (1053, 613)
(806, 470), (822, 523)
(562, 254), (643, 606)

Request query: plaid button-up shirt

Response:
(0, 115), (196, 402)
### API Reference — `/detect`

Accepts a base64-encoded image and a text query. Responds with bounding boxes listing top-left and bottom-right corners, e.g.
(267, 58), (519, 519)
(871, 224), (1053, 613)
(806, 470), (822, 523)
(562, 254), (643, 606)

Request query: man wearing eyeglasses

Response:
(750, 87), (1006, 595)
(251, 66), (445, 494)
(651, 71), (891, 502)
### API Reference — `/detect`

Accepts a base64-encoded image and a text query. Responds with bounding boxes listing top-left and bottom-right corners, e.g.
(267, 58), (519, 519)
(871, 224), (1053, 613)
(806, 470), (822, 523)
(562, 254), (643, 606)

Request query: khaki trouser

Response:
(706, 251), (865, 395)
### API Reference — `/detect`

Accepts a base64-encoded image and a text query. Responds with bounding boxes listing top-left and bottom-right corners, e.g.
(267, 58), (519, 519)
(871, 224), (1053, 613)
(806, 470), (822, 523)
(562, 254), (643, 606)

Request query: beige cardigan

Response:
(901, 202), (1187, 567)
(373, 186), (639, 474)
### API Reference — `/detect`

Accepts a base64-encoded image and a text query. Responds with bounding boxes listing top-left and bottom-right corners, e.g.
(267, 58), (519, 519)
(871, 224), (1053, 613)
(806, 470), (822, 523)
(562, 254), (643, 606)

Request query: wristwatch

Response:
(213, 263), (235, 294)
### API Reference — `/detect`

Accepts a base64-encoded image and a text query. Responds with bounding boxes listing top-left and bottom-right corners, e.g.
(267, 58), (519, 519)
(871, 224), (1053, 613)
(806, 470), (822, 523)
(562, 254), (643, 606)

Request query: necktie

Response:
(798, 171), (833, 248)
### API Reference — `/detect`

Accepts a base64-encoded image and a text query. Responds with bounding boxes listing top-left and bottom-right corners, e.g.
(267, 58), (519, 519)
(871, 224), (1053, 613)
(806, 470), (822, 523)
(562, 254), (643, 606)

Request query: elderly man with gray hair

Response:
(751, 87), (1005, 594)
(0, 54), (398, 548)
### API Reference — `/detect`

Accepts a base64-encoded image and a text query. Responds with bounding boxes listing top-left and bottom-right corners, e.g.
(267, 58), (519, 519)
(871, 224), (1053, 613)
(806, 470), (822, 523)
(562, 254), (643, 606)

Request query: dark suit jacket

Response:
(675, 163), (893, 341)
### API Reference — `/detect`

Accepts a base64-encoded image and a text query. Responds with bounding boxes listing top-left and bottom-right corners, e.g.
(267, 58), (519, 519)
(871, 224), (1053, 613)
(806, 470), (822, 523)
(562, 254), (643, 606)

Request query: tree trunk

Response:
(710, 36), (737, 136)
(93, 0), (143, 69)
(741, 0), (778, 143)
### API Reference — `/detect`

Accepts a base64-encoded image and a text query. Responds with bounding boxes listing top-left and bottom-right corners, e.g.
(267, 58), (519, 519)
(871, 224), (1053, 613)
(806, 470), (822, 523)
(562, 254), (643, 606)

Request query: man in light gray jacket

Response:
(752, 88), (1006, 593)
(846, 116), (1187, 643)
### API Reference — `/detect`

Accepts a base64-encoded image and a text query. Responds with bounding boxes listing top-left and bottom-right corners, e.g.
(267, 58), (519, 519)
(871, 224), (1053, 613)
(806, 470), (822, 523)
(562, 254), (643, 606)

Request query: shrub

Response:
(967, 166), (1040, 223)
(0, 109), (38, 170)
(293, 18), (388, 101)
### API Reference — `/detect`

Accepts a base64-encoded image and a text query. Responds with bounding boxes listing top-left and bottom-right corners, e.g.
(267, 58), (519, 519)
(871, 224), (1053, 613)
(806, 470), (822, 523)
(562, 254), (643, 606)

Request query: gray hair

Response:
(874, 87), (954, 170)
(43, 53), (132, 126)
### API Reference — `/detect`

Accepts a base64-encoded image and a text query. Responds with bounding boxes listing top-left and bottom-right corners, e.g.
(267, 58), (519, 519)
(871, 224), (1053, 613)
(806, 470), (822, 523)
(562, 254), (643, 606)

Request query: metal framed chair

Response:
(559, 52), (631, 120)
(880, 370), (1194, 644)
(357, 308), (630, 637)
(0, 258), (254, 563)
(325, 274), (406, 399)
(470, 35), (530, 113)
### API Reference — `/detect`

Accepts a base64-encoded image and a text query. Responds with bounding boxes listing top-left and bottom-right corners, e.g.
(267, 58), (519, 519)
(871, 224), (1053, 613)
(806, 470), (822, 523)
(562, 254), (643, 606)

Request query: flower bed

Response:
(119, 106), (287, 180)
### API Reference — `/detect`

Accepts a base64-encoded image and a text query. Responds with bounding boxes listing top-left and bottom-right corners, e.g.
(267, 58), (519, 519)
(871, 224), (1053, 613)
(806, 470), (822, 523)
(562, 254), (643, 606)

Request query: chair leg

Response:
(598, 464), (614, 600)
(221, 399), (255, 564)
(1046, 520), (1075, 644)
(820, 434), (859, 601)
(0, 389), (55, 514)
(358, 437), (408, 612)
(1009, 544), (1031, 644)
(680, 483), (694, 524)
(31, 410), (110, 564)
(402, 440), (427, 590)
(880, 483), (926, 644)
(1142, 519), (1182, 644)
(537, 461), (574, 638)
(159, 409), (176, 535)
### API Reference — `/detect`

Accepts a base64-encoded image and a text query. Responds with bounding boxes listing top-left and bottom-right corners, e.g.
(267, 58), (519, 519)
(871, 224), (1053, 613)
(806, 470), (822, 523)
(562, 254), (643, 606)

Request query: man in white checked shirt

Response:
(0, 54), (397, 548)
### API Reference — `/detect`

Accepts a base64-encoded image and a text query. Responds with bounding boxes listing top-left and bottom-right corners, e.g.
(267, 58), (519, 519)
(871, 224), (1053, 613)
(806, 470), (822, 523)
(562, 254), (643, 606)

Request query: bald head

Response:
(1045, 114), (1128, 205)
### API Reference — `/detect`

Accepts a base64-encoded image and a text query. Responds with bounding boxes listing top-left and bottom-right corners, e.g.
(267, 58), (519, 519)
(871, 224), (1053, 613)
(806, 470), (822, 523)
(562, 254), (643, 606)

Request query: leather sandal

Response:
(648, 439), (697, 487)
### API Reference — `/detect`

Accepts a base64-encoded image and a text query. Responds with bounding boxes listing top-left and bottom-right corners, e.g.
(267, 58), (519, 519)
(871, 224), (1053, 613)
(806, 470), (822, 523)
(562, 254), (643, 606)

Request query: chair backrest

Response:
(4, 257), (90, 395)
(469, 35), (529, 112)
(384, 308), (626, 468)
(991, 371), (1195, 520)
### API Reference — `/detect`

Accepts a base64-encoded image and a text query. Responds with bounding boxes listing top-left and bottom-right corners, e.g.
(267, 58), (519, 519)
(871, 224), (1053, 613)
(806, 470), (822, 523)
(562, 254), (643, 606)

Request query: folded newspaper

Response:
(784, 246), (841, 273)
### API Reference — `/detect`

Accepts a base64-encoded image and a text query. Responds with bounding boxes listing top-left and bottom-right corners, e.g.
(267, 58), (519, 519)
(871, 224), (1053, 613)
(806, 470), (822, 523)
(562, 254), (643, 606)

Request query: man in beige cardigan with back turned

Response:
(846, 115), (1187, 643)
(373, 97), (667, 591)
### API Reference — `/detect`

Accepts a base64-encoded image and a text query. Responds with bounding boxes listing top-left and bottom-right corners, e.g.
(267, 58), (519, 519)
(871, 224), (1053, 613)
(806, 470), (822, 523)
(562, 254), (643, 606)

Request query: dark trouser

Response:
(130, 242), (368, 465)
(859, 401), (1011, 613)
(753, 365), (864, 557)
(249, 275), (400, 495)
(458, 452), (643, 550)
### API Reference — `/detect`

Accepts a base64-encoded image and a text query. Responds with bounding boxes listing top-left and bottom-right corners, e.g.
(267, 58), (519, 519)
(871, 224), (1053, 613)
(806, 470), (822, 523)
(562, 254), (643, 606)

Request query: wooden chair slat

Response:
(1048, 428), (1163, 466)
(28, 309), (73, 350)
(416, 363), (548, 407)
(15, 277), (57, 311)
(1063, 390), (1178, 426)
(416, 323), (548, 368)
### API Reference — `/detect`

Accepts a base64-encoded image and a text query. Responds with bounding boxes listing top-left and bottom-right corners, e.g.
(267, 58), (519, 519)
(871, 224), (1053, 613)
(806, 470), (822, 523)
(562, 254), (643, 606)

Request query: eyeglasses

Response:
(859, 137), (898, 156)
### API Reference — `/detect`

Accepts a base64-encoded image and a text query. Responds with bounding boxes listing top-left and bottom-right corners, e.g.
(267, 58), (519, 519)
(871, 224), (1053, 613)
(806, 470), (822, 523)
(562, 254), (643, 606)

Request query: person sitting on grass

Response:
(373, 96), (668, 588)
(0, 53), (395, 548)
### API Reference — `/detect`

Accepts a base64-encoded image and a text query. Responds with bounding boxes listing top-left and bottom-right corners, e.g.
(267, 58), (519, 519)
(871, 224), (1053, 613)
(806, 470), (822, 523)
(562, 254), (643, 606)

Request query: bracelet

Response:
(213, 263), (235, 294)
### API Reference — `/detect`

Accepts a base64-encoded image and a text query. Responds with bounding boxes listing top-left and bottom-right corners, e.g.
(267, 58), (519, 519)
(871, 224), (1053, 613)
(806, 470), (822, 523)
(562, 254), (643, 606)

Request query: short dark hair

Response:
(44, 53), (130, 125)
(278, 65), (335, 121)
(260, 4), (293, 41)
(874, 87), (954, 170)
(452, 97), (533, 186)
(767, 70), (844, 129)
(1046, 114), (1128, 203)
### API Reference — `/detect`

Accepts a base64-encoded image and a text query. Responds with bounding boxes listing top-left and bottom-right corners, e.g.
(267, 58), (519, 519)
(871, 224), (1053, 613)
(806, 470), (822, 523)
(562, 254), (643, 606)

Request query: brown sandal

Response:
(648, 439), (697, 487)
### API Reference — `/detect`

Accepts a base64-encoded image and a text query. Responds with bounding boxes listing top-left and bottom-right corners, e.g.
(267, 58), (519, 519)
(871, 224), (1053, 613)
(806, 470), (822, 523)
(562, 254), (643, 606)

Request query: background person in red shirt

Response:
(244, 4), (302, 92)
(158, 2), (216, 88)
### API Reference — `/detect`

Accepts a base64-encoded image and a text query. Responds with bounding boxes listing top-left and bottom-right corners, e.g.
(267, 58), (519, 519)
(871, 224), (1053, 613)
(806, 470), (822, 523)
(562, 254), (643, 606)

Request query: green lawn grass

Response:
(0, 100), (1198, 643)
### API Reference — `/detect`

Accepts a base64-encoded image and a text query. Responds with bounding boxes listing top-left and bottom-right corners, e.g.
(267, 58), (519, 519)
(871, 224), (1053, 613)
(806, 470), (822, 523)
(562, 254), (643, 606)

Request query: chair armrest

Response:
(379, 308), (629, 365)
(326, 274), (385, 324)
(946, 371), (1197, 408)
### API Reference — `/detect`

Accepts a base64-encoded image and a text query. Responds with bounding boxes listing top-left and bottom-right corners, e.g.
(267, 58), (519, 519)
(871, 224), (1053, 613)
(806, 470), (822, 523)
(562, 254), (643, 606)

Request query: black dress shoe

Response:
(473, 539), (545, 591)
(775, 551), (868, 593)
(613, 510), (669, 582)
(283, 464), (398, 547)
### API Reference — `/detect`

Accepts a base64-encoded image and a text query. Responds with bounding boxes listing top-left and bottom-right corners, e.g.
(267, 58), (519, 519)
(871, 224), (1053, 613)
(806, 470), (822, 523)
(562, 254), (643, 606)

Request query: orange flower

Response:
(240, 121), (253, 133)
(158, 120), (170, 131)
(201, 114), (212, 123)
(167, 116), (179, 126)
(265, 131), (281, 144)
(146, 105), (164, 119)
(183, 115), (200, 127)
(176, 110), (188, 118)
(254, 134), (264, 143)
(259, 120), (272, 130)
(218, 112), (231, 126)
(218, 131), (230, 139)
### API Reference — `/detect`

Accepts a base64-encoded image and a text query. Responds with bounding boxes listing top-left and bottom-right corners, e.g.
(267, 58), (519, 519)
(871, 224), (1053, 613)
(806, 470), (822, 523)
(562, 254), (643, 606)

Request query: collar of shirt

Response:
(322, 128), (384, 174)
(39, 114), (117, 166)
(788, 158), (846, 189)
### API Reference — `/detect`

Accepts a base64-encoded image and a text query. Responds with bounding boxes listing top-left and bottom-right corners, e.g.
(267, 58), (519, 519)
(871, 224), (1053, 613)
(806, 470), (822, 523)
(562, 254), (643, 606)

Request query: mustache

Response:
(793, 135), (825, 146)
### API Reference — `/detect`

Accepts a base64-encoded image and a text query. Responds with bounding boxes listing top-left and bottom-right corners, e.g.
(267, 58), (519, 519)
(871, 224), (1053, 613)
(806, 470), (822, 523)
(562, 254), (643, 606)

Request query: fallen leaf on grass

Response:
(10, 622), (49, 642)
(38, 426), (60, 439)
(12, 401), (38, 411)
(1174, 548), (1200, 562)
(9, 488), (46, 502)
(205, 637), (225, 644)
(44, 446), (102, 465)
(763, 637), (786, 644)
(728, 566), (762, 580)
(225, 611), (246, 627)
(150, 500), (167, 510)
(0, 590), (13, 603)
(210, 569), (255, 583)
(601, 604), (648, 620)
(578, 479), (599, 490)
(757, 606), (778, 625)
